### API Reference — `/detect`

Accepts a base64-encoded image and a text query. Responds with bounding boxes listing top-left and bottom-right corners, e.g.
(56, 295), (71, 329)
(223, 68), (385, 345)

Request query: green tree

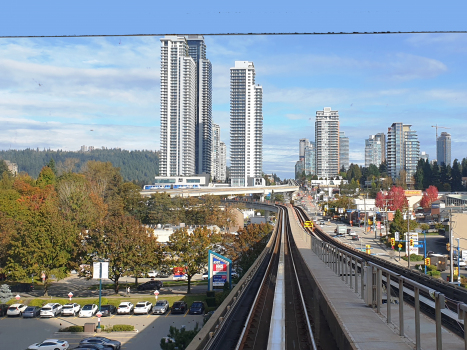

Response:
(84, 214), (156, 293)
(0, 160), (10, 177)
(47, 158), (58, 176)
(160, 323), (200, 350)
(414, 159), (424, 190)
(5, 186), (78, 296)
(0, 284), (13, 303)
(36, 166), (56, 188)
(168, 227), (221, 294)
(451, 159), (463, 191)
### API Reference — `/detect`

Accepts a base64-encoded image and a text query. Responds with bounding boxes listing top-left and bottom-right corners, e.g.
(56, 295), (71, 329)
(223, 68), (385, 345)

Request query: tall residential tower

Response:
(159, 35), (212, 177)
(387, 123), (420, 185)
(315, 107), (340, 178)
(339, 131), (349, 172)
(437, 132), (451, 166)
(211, 123), (226, 181)
(230, 61), (263, 187)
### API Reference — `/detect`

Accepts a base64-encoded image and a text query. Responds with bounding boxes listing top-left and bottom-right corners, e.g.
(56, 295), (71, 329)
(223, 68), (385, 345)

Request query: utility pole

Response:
(364, 192), (368, 234)
(407, 208), (411, 269)
(449, 209), (454, 284)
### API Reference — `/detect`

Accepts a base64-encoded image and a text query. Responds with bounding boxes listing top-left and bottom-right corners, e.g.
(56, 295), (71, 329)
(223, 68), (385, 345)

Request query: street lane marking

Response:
(110, 315), (115, 319)
(165, 310), (171, 317)
(184, 310), (189, 317)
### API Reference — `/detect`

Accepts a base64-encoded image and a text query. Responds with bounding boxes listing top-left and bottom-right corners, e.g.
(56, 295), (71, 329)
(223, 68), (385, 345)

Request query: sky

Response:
(1, 1), (467, 179)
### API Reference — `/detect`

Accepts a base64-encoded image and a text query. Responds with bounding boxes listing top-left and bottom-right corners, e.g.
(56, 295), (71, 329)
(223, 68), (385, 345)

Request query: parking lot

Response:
(0, 311), (204, 349)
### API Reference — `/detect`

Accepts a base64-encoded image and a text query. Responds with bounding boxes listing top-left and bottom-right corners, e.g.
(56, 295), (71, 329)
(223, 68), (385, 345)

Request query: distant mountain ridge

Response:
(0, 148), (159, 185)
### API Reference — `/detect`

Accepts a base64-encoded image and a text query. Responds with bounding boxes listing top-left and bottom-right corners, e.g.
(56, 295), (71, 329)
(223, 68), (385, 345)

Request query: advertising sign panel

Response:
(208, 251), (232, 291)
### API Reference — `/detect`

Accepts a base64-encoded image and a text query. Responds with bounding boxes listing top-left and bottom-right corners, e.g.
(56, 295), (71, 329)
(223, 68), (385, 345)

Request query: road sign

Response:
(96, 311), (102, 318)
(93, 262), (109, 280)
(414, 244), (424, 248)
(68, 292), (73, 301)
(398, 243), (403, 249)
(395, 232), (400, 241)
(15, 295), (20, 301)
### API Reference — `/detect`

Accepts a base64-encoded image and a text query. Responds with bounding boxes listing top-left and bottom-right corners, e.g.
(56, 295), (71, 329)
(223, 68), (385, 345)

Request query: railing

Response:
(310, 235), (451, 350)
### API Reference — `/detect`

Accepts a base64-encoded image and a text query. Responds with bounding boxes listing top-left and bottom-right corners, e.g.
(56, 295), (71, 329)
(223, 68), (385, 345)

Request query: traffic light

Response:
(409, 239), (414, 247)
(391, 238), (395, 246)
(446, 243), (451, 252)
(425, 258), (431, 266)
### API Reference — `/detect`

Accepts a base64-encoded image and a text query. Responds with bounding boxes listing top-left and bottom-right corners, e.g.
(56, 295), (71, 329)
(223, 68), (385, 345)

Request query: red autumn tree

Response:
(420, 185), (439, 208)
(386, 186), (408, 211)
(375, 191), (386, 208)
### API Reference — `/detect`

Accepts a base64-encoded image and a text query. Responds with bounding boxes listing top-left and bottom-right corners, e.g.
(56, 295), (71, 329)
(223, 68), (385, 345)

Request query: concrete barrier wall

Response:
(186, 207), (280, 350)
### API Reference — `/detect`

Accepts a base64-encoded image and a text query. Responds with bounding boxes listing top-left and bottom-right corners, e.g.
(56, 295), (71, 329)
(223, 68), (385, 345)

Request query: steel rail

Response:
(283, 205), (318, 350)
(234, 207), (283, 350)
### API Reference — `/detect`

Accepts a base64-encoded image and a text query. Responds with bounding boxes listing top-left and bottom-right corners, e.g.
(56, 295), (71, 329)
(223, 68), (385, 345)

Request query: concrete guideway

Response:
(287, 206), (464, 350)
(140, 185), (299, 198)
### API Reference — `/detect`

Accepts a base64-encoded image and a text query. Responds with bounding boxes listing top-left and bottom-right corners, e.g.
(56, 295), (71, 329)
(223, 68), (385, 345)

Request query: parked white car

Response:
(61, 303), (81, 316)
(147, 271), (158, 278)
(27, 339), (69, 350)
(133, 301), (153, 315)
(117, 302), (134, 315)
(7, 303), (27, 317)
(79, 304), (98, 318)
(40, 303), (62, 318)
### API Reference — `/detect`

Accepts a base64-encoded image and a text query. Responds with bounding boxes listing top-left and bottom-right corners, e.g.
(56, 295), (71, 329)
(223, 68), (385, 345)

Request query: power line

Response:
(1, 30), (467, 39)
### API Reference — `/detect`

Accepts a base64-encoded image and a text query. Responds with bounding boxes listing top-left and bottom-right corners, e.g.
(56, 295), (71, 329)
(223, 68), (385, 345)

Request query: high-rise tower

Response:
(230, 61), (263, 187)
(160, 36), (196, 176)
(211, 123), (226, 181)
(186, 35), (213, 175)
(437, 132), (451, 166)
(365, 135), (382, 167)
(387, 123), (420, 185)
(339, 131), (349, 172)
(315, 107), (340, 178)
(159, 35), (212, 177)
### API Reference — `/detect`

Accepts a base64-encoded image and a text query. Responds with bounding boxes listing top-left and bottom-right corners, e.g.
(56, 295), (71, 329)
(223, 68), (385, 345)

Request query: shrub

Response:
(111, 324), (134, 332)
(60, 326), (84, 332)
(428, 270), (441, 278)
(206, 291), (215, 298)
(205, 297), (216, 307)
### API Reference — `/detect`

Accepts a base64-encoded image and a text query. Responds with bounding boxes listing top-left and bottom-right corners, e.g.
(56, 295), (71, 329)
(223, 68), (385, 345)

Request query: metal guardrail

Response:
(310, 235), (450, 350)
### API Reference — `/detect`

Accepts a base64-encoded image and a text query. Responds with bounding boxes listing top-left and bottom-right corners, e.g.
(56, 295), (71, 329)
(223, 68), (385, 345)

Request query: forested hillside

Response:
(0, 148), (159, 185)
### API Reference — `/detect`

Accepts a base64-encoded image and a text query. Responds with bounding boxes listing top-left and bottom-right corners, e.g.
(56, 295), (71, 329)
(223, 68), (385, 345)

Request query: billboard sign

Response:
(92, 262), (109, 280)
(208, 250), (232, 291)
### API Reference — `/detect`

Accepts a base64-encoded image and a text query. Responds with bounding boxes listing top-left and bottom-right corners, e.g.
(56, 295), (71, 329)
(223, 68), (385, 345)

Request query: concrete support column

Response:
(265, 210), (270, 222)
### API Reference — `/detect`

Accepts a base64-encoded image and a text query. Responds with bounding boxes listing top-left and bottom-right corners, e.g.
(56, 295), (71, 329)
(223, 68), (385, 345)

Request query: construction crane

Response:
(431, 124), (450, 140)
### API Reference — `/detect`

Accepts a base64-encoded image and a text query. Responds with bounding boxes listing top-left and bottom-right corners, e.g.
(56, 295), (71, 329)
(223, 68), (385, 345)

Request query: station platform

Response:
(288, 206), (464, 350)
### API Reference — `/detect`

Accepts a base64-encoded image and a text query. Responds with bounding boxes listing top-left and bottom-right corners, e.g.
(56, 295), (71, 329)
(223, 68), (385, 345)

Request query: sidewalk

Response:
(289, 206), (464, 350)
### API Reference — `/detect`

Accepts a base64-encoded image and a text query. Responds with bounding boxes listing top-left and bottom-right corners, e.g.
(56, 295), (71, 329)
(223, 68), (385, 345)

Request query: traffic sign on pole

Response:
(154, 290), (159, 300)
(15, 295), (20, 301)
(68, 292), (73, 301)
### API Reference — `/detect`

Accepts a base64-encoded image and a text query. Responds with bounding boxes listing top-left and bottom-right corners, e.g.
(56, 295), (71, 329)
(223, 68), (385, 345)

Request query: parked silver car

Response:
(152, 300), (169, 315)
(79, 337), (121, 350)
(23, 306), (42, 318)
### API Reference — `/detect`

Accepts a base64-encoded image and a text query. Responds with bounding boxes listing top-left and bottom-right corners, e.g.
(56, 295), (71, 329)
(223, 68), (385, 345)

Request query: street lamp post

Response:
(97, 261), (103, 330)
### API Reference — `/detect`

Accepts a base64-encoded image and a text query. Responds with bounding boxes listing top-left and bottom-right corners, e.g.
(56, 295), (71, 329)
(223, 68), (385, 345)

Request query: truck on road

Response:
(335, 224), (347, 235)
